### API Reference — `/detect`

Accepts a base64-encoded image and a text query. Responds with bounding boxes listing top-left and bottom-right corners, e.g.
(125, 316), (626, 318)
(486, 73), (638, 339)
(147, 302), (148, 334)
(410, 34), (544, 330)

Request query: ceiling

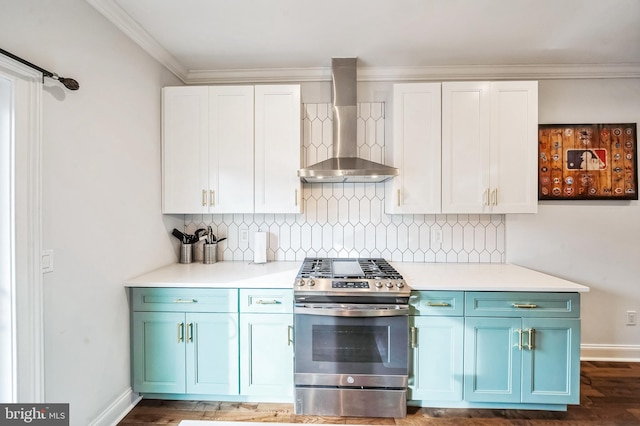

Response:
(87, 0), (640, 83)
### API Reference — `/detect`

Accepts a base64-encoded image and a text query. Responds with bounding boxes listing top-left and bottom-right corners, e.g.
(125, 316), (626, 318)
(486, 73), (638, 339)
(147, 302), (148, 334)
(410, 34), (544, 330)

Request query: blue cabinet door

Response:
(132, 311), (186, 394)
(521, 318), (580, 404)
(464, 317), (522, 403)
(240, 313), (293, 396)
(410, 316), (464, 401)
(186, 312), (240, 395)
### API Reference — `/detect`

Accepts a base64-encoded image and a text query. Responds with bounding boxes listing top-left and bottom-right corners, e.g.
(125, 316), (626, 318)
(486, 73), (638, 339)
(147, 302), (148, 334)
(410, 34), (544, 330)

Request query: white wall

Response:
(506, 78), (640, 359)
(0, 0), (182, 424)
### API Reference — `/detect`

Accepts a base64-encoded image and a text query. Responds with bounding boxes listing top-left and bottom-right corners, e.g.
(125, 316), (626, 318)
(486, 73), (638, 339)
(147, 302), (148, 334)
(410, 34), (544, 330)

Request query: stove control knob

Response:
(396, 281), (405, 288)
(296, 279), (305, 287)
(386, 282), (394, 288)
(375, 281), (383, 288)
(308, 279), (315, 287)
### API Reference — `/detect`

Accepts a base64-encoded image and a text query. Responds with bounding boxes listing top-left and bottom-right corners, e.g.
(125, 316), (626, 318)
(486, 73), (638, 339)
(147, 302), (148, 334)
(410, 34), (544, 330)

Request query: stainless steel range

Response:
(293, 258), (410, 418)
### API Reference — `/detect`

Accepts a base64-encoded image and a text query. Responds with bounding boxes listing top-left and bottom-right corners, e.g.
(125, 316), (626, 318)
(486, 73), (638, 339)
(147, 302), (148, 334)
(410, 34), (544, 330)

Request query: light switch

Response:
(42, 249), (54, 273)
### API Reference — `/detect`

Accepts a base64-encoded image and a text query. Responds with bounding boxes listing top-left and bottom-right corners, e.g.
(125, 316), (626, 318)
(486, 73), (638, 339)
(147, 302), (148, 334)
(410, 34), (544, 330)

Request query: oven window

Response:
(312, 325), (388, 363)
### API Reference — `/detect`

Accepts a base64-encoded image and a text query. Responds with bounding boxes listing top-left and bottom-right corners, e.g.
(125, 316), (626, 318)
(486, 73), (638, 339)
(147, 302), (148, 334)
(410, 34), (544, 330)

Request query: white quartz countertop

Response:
(125, 261), (301, 288)
(392, 262), (589, 292)
(126, 261), (589, 293)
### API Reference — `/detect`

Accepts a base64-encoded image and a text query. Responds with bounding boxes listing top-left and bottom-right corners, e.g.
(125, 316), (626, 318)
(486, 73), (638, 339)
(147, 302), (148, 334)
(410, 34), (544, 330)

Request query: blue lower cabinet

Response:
(521, 318), (581, 404)
(464, 317), (522, 403)
(185, 313), (239, 394)
(240, 313), (293, 396)
(132, 311), (239, 395)
(410, 316), (464, 401)
(463, 316), (580, 405)
(132, 311), (188, 394)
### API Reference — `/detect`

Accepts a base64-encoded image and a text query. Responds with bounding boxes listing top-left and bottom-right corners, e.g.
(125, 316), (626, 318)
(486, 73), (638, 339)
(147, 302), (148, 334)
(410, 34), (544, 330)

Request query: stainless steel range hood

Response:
(298, 58), (399, 183)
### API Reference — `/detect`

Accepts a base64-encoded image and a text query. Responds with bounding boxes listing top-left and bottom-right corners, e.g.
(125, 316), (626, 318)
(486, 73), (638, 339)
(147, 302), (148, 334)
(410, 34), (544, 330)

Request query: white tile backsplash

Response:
(185, 103), (505, 263)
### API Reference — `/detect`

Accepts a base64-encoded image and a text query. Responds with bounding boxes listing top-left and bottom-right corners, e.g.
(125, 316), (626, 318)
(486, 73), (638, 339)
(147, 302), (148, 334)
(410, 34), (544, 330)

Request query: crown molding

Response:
(87, 0), (640, 84)
(86, 0), (188, 82)
(185, 63), (640, 84)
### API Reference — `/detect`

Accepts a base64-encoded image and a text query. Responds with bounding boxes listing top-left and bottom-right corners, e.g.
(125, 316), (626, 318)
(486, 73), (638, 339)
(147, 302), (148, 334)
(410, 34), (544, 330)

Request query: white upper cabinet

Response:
(386, 83), (442, 214)
(162, 86), (210, 214)
(441, 82), (492, 213)
(488, 81), (538, 214)
(162, 85), (301, 214)
(209, 86), (255, 213)
(254, 85), (302, 214)
(442, 81), (538, 214)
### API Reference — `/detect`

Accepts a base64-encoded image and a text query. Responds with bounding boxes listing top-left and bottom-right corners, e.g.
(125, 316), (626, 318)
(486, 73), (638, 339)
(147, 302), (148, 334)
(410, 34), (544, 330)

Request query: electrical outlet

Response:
(240, 228), (249, 243)
(432, 229), (443, 245)
(627, 311), (637, 326)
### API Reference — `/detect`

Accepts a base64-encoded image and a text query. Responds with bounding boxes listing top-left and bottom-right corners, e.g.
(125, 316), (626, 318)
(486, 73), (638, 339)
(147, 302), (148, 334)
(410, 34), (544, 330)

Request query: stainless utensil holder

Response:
(203, 243), (218, 264)
(193, 240), (204, 262)
(180, 243), (193, 264)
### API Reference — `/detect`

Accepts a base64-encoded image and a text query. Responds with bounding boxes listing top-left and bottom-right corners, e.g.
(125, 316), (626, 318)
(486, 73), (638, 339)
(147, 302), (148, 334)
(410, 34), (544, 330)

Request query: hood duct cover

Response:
(298, 58), (399, 183)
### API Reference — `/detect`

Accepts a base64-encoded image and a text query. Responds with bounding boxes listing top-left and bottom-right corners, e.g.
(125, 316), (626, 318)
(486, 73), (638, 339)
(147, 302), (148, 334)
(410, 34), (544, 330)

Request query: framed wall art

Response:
(538, 123), (638, 200)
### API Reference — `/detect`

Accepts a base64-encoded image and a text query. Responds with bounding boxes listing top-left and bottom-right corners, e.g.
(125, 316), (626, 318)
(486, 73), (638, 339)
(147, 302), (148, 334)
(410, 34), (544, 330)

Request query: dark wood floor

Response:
(119, 361), (640, 425)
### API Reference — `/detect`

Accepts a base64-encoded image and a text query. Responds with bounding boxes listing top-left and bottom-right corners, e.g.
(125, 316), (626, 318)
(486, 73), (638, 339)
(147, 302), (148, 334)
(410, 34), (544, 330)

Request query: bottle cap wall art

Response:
(538, 123), (637, 200)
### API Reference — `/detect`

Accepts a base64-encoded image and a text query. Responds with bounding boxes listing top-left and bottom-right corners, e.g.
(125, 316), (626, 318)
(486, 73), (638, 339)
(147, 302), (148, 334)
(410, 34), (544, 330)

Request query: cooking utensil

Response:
(172, 228), (187, 243)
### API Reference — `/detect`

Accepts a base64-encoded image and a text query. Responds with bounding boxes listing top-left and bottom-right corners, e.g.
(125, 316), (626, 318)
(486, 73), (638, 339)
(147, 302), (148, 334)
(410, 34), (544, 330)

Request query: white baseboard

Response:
(89, 387), (141, 426)
(581, 344), (640, 362)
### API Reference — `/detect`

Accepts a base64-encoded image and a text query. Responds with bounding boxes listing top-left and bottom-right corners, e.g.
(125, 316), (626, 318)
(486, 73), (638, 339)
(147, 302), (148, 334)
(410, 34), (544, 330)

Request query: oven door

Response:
(294, 304), (409, 387)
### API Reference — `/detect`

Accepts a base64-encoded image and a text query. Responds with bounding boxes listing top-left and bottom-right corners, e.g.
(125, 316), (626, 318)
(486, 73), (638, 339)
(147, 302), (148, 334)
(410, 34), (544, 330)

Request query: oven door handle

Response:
(294, 305), (409, 317)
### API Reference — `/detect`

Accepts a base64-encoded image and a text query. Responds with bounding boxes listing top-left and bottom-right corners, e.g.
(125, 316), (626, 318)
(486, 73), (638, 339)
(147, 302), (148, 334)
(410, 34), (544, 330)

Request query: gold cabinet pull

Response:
(526, 328), (535, 350)
(492, 188), (499, 205)
(410, 326), (417, 349)
(178, 322), (184, 343)
(294, 189), (298, 207)
(426, 302), (451, 307)
(397, 189), (401, 207)
(201, 189), (207, 207)
(287, 325), (293, 346)
(255, 299), (280, 305)
(483, 188), (490, 206)
(516, 328), (523, 350)
(209, 190), (215, 206)
(187, 323), (193, 343)
(513, 303), (538, 309)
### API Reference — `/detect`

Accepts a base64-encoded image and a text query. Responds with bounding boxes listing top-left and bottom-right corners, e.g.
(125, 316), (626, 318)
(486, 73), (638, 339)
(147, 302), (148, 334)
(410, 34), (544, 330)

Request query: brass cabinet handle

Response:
(526, 328), (535, 350)
(187, 323), (193, 343)
(294, 189), (298, 207)
(492, 188), (499, 206)
(426, 302), (451, 307)
(287, 325), (293, 346)
(201, 190), (207, 207)
(178, 322), (184, 343)
(484, 188), (490, 206)
(255, 299), (280, 305)
(516, 328), (523, 350)
(513, 303), (538, 309)
(209, 190), (215, 207)
(410, 326), (417, 349)
(397, 189), (401, 207)
(174, 299), (197, 303)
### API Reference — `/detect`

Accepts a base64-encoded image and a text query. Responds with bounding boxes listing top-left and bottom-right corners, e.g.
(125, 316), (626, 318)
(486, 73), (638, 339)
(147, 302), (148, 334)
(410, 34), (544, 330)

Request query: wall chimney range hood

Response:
(298, 58), (399, 183)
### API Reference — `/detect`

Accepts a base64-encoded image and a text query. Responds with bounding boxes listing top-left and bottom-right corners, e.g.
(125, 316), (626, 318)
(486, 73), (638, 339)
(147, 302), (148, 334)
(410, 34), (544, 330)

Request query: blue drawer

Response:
(131, 287), (238, 312)
(239, 288), (293, 313)
(465, 292), (580, 318)
(410, 291), (464, 316)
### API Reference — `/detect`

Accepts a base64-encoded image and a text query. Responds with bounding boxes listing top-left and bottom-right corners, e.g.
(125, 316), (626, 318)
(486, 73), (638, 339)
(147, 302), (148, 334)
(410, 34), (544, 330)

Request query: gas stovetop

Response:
(294, 258), (409, 296)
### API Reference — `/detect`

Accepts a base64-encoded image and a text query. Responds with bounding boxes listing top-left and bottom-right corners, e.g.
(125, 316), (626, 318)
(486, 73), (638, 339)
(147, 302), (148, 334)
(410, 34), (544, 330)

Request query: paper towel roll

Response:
(253, 231), (267, 263)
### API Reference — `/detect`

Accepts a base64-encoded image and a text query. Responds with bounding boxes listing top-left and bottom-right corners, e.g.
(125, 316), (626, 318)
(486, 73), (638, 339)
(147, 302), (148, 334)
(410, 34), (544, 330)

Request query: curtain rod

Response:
(0, 48), (79, 91)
